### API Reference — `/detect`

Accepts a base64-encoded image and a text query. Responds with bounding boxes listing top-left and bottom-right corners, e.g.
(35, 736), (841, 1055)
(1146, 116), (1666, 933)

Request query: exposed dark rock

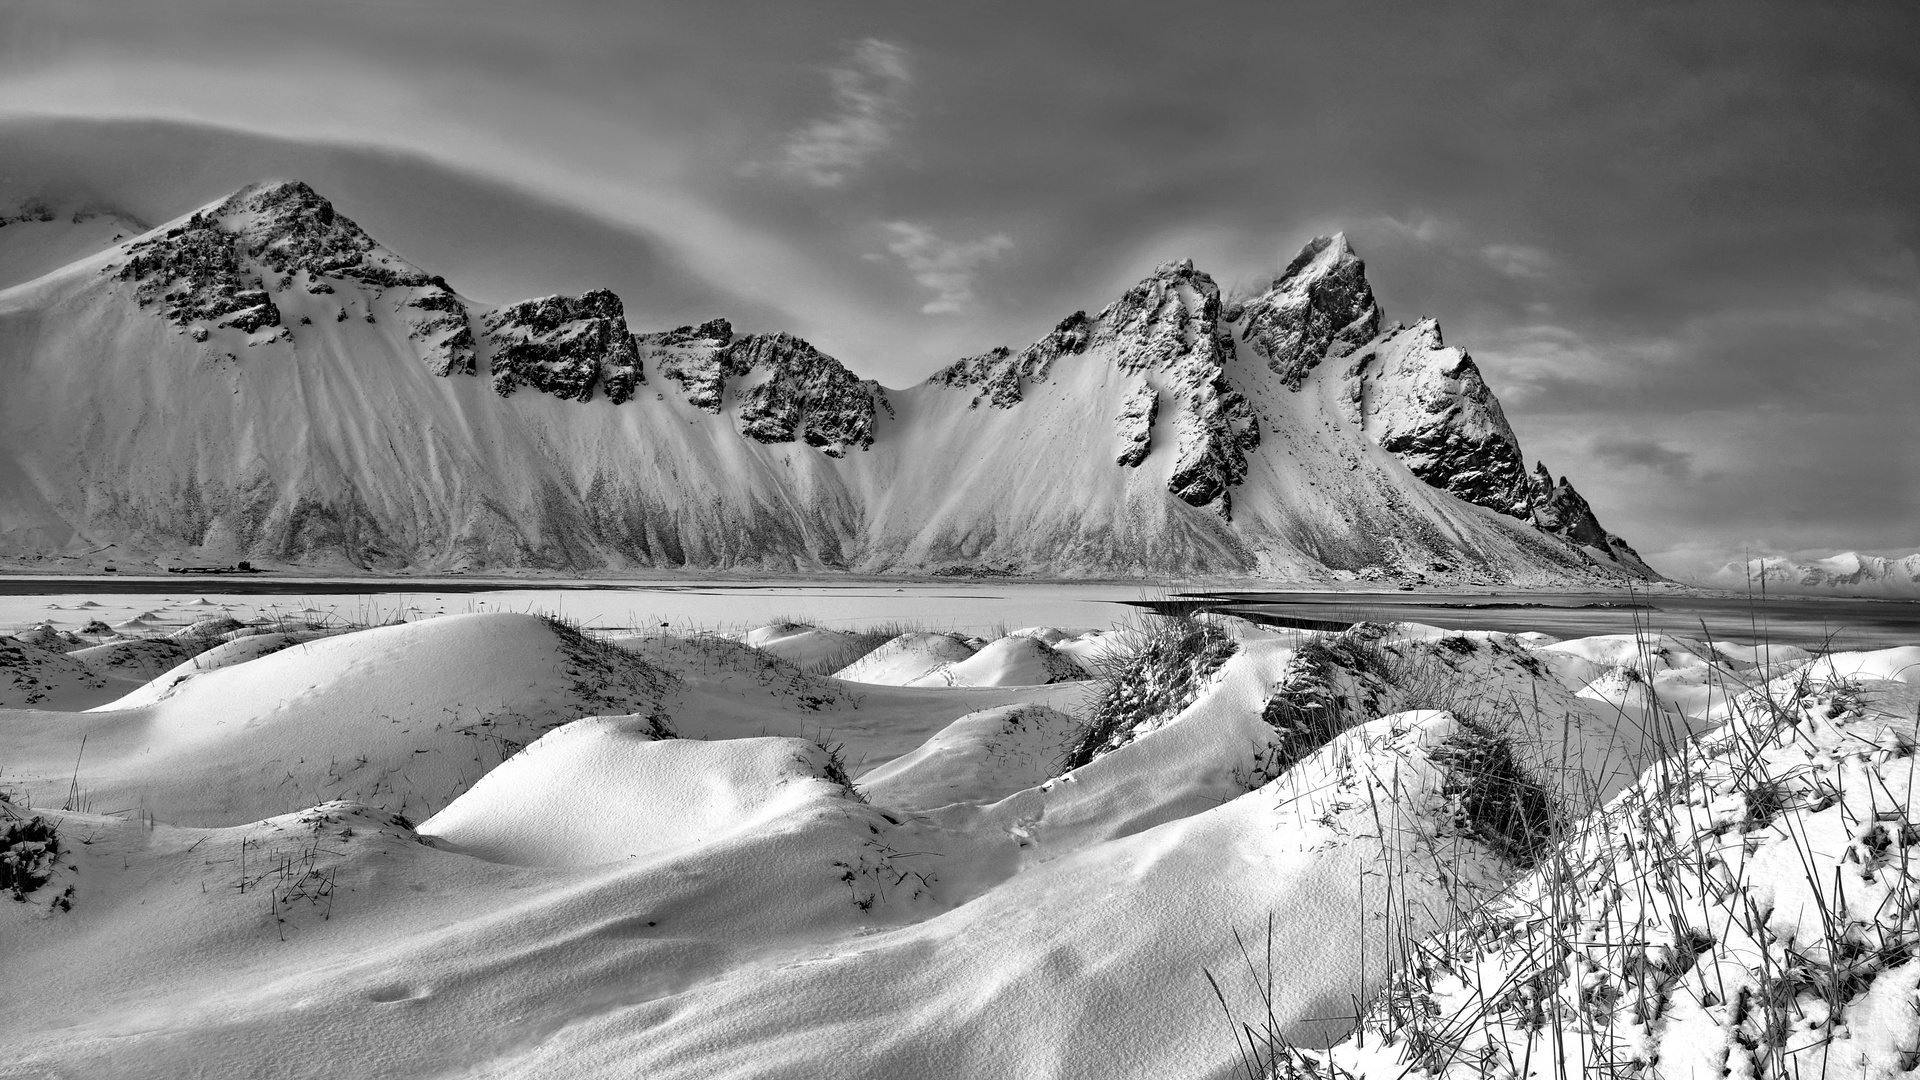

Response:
(924, 259), (1260, 514)
(1114, 382), (1158, 467)
(1093, 259), (1259, 514)
(929, 312), (1092, 408)
(407, 286), (476, 376)
(111, 181), (472, 370)
(650, 324), (883, 455)
(230, 181), (428, 289)
(1342, 320), (1535, 518)
(1238, 234), (1382, 389)
(642, 318), (735, 350)
(724, 334), (885, 456)
(645, 319), (739, 412)
(1528, 462), (1655, 574)
(482, 289), (642, 403)
(114, 210), (272, 331)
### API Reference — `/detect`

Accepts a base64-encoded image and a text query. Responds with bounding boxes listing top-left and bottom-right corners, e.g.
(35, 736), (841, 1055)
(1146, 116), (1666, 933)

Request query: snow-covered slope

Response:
(0, 180), (1650, 582)
(1708, 551), (1920, 597)
(0, 199), (149, 292)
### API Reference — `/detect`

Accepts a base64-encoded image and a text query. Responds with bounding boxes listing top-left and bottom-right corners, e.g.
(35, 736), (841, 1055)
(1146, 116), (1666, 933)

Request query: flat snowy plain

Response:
(3, 579), (1919, 1079)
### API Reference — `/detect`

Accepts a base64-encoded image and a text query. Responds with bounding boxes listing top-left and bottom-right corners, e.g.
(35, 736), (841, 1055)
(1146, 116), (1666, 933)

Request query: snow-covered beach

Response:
(4, 587), (1918, 1077)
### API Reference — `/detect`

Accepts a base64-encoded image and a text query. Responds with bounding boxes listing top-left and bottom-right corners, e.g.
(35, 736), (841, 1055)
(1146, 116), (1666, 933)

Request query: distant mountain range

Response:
(1707, 552), (1920, 597)
(0, 181), (1654, 583)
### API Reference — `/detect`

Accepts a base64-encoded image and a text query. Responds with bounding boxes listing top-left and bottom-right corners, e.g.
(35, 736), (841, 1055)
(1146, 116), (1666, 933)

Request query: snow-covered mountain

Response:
(1708, 551), (1920, 597)
(0, 180), (1652, 582)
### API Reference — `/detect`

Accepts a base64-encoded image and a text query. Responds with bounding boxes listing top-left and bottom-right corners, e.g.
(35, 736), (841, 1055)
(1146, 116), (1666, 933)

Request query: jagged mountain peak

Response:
(1272, 231), (1358, 285)
(0, 180), (1657, 581)
(1238, 233), (1383, 389)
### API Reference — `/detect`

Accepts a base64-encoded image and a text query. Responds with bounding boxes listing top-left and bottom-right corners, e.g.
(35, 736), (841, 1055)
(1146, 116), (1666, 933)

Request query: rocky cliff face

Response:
(931, 259), (1260, 516)
(1338, 319), (1536, 518)
(650, 321), (886, 456)
(1526, 463), (1654, 574)
(1235, 233), (1382, 389)
(484, 290), (642, 402)
(1114, 383), (1158, 467)
(1094, 259), (1260, 514)
(107, 181), (474, 372)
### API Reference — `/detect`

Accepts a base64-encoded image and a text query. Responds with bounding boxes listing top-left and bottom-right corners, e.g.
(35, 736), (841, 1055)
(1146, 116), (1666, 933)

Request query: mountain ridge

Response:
(1707, 552), (1920, 597)
(0, 179), (1653, 583)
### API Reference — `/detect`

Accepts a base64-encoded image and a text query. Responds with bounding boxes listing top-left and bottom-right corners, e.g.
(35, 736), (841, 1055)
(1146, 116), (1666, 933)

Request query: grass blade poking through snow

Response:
(1063, 614), (1239, 770)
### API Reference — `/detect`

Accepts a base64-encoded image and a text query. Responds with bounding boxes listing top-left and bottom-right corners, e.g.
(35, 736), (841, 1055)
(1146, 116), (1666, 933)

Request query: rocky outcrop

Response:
(1114, 382), (1158, 467)
(1236, 234), (1382, 389)
(929, 312), (1093, 408)
(1527, 463), (1653, 573)
(112, 208), (280, 332)
(229, 181), (428, 290)
(651, 321), (885, 456)
(1094, 259), (1260, 514)
(1340, 319), (1534, 518)
(483, 290), (642, 403)
(725, 334), (887, 455)
(928, 259), (1261, 515)
(644, 318), (738, 412)
(406, 286), (476, 377)
(108, 181), (475, 372)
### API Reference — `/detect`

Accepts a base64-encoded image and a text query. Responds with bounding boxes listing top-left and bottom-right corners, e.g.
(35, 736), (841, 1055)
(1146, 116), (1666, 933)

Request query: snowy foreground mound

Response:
(3, 611), (1918, 1079)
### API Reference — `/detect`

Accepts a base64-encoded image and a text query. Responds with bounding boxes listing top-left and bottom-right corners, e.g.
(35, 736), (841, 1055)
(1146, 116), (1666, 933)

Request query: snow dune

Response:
(1, 610), (1914, 1078)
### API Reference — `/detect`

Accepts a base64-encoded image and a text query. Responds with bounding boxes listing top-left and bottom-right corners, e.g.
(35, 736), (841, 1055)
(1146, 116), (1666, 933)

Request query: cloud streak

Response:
(884, 222), (1013, 314)
(772, 39), (909, 188)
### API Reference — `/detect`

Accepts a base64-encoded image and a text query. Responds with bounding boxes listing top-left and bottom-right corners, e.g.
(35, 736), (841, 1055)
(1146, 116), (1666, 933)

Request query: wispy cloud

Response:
(772, 39), (910, 188)
(1480, 243), (1552, 278)
(1374, 211), (1450, 243)
(1589, 436), (1702, 482)
(884, 221), (1013, 314)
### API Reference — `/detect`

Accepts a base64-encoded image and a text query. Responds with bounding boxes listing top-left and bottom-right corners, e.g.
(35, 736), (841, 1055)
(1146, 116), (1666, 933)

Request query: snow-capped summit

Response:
(110, 180), (474, 371)
(1708, 551), (1920, 596)
(0, 182), (1654, 582)
(1236, 233), (1383, 389)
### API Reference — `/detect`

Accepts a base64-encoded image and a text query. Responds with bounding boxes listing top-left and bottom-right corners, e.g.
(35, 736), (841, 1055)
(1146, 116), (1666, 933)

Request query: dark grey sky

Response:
(1, 0), (1915, 576)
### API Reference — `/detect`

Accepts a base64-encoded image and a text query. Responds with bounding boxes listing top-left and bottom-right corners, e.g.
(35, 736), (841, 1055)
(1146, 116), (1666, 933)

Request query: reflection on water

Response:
(1148, 592), (1920, 651)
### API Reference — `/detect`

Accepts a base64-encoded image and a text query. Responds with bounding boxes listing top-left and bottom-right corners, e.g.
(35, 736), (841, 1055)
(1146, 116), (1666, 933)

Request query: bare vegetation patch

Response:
(1064, 615), (1239, 770)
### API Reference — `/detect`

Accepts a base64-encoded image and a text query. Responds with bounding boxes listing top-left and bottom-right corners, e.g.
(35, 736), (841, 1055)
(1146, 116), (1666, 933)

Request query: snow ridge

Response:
(1710, 551), (1920, 597)
(929, 311), (1093, 408)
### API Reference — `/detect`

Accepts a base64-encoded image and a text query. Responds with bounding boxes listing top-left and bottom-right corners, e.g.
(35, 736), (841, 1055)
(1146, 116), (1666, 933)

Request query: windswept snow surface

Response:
(4, 609), (1916, 1079)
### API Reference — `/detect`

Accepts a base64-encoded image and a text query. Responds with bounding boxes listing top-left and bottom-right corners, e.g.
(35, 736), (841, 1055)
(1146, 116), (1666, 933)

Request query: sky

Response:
(0, 0), (1915, 577)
